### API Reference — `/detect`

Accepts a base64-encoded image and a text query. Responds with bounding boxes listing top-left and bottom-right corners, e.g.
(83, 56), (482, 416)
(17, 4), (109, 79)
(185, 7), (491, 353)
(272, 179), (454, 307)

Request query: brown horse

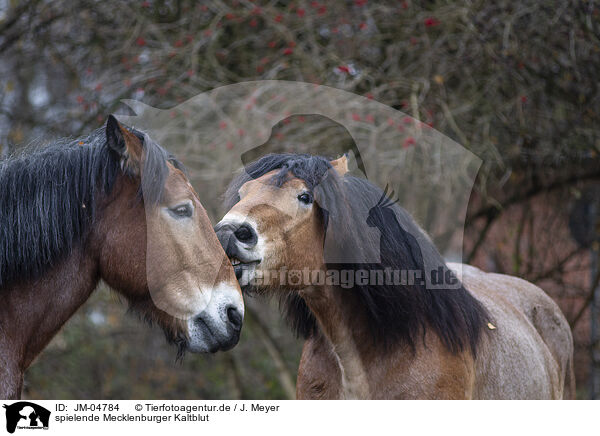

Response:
(0, 116), (243, 399)
(216, 153), (575, 399)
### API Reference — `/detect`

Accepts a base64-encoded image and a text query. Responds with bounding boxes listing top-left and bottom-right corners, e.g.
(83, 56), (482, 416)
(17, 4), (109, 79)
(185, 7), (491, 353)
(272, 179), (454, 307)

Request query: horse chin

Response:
(239, 282), (260, 296)
(159, 326), (189, 360)
(185, 316), (241, 353)
(174, 335), (189, 360)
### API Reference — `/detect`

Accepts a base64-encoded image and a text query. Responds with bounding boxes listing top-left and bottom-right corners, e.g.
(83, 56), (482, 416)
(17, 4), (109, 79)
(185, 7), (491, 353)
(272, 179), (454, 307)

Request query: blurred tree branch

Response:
(247, 301), (296, 400)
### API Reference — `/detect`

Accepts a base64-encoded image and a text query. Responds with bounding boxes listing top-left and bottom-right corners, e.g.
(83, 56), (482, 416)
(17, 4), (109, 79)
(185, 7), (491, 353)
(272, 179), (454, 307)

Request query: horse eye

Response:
(297, 192), (313, 205)
(169, 203), (193, 218)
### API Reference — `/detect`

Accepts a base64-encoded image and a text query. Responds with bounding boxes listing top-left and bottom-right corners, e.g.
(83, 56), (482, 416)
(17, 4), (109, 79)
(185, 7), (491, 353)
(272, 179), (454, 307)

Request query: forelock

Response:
(224, 153), (333, 209)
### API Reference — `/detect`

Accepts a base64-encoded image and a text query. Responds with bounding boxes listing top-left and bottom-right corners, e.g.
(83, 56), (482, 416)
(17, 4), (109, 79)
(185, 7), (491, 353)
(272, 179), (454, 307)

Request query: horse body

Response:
(0, 116), (243, 399)
(456, 263), (574, 399)
(295, 263), (574, 399)
(217, 152), (575, 400)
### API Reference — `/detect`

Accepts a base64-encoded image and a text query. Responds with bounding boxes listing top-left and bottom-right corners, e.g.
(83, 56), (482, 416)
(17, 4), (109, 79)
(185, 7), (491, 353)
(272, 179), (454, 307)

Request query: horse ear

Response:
(105, 114), (142, 174)
(330, 153), (349, 176)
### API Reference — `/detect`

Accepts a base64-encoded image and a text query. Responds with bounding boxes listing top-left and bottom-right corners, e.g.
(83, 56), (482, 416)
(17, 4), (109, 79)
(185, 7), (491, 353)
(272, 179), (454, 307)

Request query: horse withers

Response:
(0, 116), (243, 399)
(216, 153), (575, 399)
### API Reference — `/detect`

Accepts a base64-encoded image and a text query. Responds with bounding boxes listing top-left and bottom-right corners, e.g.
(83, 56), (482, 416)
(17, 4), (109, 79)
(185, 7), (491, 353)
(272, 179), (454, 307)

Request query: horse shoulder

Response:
(297, 331), (475, 399)
(448, 263), (573, 399)
(366, 332), (475, 399)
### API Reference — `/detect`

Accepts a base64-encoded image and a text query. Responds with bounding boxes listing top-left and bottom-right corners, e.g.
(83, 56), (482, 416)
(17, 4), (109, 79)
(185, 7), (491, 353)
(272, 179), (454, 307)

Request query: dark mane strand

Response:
(0, 124), (182, 288)
(279, 292), (319, 339)
(376, 184), (399, 209)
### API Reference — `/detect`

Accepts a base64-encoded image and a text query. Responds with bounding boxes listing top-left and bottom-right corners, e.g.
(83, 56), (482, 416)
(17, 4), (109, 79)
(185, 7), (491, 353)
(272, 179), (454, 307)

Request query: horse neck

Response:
(0, 246), (99, 374)
(0, 176), (135, 376)
(300, 284), (372, 399)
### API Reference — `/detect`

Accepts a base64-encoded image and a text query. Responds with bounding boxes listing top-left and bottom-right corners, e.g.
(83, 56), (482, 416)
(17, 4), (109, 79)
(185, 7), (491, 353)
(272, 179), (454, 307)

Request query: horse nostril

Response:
(226, 306), (243, 332)
(233, 224), (257, 245)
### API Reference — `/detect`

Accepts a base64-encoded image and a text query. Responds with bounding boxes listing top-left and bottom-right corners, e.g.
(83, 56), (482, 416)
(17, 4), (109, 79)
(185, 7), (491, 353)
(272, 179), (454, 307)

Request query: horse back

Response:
(449, 263), (574, 399)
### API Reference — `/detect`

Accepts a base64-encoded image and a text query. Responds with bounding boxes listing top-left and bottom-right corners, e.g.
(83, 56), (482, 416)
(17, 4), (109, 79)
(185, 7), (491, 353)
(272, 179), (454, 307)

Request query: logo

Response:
(3, 402), (50, 433)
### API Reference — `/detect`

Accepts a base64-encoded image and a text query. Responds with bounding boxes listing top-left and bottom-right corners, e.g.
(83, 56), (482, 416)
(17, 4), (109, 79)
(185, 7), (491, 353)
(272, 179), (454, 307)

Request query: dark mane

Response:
(225, 153), (489, 356)
(0, 125), (182, 288)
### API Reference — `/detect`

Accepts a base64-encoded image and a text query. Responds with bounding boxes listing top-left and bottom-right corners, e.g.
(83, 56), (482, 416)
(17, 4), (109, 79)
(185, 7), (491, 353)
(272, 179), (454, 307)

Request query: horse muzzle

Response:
(186, 284), (244, 353)
(215, 219), (263, 282)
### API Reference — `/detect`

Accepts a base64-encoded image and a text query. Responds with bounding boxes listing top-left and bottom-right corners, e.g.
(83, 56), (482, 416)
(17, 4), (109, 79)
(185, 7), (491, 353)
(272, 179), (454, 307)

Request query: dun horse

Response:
(0, 116), (243, 399)
(216, 153), (575, 399)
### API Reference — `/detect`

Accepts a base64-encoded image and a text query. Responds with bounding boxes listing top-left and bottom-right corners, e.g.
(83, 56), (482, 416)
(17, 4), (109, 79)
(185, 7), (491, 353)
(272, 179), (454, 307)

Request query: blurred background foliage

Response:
(1, 0), (599, 399)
